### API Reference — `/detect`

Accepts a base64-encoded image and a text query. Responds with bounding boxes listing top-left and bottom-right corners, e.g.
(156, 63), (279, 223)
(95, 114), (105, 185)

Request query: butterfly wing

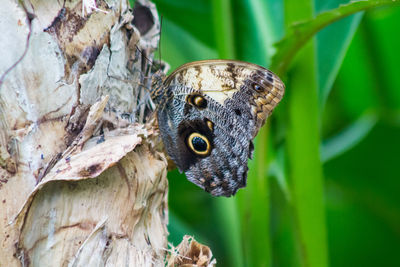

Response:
(154, 60), (284, 196)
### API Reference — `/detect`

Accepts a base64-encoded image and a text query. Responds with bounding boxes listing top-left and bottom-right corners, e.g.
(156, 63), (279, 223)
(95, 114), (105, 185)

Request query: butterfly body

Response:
(151, 60), (284, 196)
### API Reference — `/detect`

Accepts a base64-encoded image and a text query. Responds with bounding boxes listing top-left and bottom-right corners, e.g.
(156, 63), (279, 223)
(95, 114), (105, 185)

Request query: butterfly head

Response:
(150, 69), (167, 102)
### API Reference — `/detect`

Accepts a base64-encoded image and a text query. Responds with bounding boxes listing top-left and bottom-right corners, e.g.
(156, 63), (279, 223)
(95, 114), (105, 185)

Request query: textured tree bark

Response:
(0, 0), (169, 266)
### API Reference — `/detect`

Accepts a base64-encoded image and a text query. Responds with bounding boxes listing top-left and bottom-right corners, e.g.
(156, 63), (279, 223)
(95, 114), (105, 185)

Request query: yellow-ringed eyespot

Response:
(187, 132), (211, 156)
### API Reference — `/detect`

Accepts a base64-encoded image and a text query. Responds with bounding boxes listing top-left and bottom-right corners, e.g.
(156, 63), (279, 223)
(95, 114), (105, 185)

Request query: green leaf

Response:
(321, 112), (378, 162)
(160, 17), (218, 71)
(271, 0), (400, 76)
(363, 6), (400, 116)
(316, 12), (363, 109)
(152, 0), (215, 48)
(325, 122), (400, 266)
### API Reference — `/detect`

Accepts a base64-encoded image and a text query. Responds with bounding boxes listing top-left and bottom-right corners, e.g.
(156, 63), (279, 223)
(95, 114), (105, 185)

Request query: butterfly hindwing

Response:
(153, 60), (284, 196)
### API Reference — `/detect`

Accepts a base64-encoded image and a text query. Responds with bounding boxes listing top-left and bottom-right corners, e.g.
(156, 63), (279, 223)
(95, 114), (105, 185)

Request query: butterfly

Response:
(150, 60), (284, 197)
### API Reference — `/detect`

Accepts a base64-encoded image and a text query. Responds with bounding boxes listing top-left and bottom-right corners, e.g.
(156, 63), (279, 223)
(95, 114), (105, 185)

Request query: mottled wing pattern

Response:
(152, 60), (284, 196)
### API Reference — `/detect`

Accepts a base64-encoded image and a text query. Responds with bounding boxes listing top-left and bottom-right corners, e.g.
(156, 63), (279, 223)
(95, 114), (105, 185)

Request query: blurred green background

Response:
(137, 0), (400, 266)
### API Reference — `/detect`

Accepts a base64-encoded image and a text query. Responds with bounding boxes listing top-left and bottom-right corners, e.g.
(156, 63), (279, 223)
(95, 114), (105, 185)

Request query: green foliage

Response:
(148, 0), (400, 266)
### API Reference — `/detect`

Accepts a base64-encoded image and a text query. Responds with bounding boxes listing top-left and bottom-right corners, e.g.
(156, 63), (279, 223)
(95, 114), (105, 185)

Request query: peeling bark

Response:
(0, 0), (169, 266)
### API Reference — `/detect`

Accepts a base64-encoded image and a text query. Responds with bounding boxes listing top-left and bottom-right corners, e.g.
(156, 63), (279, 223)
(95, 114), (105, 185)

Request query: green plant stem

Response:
(244, 126), (272, 267)
(212, 1), (242, 267)
(211, 0), (235, 58)
(283, 1), (329, 267)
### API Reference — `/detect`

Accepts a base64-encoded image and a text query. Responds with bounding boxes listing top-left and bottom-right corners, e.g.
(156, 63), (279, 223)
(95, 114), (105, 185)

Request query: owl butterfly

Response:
(150, 60), (284, 197)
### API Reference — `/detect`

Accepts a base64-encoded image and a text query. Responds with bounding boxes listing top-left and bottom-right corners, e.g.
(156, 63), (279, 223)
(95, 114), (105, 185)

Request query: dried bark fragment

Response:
(167, 235), (217, 267)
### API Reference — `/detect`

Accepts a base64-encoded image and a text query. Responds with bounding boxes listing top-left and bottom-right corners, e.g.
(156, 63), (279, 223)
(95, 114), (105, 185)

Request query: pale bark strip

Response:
(0, 0), (169, 266)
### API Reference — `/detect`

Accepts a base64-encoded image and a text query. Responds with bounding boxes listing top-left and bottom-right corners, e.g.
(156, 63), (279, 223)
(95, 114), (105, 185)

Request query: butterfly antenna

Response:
(135, 44), (154, 67)
(158, 15), (163, 70)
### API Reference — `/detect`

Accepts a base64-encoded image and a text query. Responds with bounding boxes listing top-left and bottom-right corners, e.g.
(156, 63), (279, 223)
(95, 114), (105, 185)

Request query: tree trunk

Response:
(0, 0), (169, 265)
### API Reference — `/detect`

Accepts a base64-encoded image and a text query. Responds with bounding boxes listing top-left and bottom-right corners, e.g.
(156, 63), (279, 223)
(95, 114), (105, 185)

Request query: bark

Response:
(0, 0), (169, 266)
(0, 0), (217, 266)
